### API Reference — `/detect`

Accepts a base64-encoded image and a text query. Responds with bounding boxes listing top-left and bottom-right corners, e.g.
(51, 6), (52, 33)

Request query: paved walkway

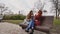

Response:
(0, 22), (27, 34)
(0, 22), (59, 34)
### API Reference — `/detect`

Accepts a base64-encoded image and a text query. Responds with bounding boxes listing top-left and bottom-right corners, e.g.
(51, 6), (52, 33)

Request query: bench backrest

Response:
(41, 16), (54, 28)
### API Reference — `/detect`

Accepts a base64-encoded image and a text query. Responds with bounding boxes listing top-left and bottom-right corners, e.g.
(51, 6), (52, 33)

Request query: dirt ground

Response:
(0, 22), (27, 34)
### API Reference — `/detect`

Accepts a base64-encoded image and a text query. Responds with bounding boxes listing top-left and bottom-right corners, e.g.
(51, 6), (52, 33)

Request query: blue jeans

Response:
(26, 19), (34, 31)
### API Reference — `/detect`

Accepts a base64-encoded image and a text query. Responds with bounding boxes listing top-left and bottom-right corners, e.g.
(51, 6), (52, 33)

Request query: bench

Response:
(19, 16), (54, 34)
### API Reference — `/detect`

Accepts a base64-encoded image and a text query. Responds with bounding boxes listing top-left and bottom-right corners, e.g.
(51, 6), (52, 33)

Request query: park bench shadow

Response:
(19, 16), (54, 34)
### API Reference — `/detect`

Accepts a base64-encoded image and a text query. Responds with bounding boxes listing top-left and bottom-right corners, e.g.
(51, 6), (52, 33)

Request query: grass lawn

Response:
(3, 18), (60, 25)
(3, 20), (23, 24)
(54, 18), (60, 25)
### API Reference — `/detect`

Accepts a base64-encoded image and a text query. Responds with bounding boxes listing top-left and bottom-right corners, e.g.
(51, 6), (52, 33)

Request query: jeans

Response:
(26, 19), (34, 31)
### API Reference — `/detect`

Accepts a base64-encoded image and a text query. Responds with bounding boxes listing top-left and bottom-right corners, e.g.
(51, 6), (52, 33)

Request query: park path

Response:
(0, 22), (59, 34)
(0, 22), (27, 34)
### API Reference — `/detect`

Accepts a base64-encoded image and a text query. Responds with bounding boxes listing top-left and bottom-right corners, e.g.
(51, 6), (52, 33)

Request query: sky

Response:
(0, 0), (56, 16)
(0, 0), (37, 15)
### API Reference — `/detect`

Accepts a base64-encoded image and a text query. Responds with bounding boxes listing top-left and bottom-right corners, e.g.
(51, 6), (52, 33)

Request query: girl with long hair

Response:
(25, 10), (34, 34)
(35, 10), (42, 26)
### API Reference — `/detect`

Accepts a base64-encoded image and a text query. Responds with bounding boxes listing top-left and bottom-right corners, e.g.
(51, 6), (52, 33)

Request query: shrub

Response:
(3, 14), (26, 20)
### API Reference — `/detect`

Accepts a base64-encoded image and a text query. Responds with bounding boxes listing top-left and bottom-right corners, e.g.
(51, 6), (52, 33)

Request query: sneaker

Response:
(25, 29), (29, 32)
(32, 27), (34, 29)
(29, 29), (34, 34)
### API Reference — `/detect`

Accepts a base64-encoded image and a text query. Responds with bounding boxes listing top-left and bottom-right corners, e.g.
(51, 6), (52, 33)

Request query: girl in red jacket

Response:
(35, 10), (42, 26)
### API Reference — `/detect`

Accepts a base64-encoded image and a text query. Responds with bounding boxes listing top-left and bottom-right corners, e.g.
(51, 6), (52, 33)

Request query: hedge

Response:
(3, 14), (26, 20)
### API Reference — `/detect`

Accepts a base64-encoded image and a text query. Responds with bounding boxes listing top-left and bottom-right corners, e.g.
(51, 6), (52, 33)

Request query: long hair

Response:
(26, 10), (33, 19)
(38, 10), (42, 16)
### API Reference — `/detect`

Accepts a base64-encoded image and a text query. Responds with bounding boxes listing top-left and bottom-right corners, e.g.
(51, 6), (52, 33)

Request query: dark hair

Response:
(27, 10), (33, 19)
(38, 10), (42, 14)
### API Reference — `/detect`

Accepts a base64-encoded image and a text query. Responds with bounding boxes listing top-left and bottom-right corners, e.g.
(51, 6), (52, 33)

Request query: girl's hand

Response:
(35, 20), (38, 21)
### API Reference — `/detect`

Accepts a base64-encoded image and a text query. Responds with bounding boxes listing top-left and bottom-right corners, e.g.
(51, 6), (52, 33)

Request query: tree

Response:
(33, 0), (45, 14)
(4, 10), (14, 15)
(54, 0), (60, 19)
(0, 3), (8, 15)
(34, 0), (44, 10)
(58, 0), (60, 19)
(34, 0), (56, 17)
